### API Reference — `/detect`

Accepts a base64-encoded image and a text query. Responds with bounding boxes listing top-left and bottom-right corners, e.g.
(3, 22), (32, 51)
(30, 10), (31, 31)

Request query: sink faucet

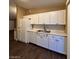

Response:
(43, 24), (46, 32)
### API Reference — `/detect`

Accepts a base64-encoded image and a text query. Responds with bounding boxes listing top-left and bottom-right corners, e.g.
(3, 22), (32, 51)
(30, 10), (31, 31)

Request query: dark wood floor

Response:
(9, 39), (67, 59)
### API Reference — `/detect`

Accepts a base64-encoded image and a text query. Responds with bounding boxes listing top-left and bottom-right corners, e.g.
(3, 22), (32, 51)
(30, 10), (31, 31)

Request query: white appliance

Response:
(17, 16), (32, 43)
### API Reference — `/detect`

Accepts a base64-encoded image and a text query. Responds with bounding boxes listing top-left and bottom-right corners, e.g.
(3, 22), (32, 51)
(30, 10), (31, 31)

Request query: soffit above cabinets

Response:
(14, 0), (66, 9)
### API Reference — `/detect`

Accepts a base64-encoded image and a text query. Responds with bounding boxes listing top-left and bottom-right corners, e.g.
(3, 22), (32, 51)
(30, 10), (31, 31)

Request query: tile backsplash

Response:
(32, 24), (65, 31)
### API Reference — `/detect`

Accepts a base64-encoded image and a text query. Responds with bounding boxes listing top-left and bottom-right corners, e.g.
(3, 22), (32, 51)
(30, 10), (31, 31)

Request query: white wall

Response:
(9, 20), (14, 30)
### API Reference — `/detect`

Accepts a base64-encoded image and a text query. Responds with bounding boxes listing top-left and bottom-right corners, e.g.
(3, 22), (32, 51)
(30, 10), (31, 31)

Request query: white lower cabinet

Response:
(29, 32), (66, 54)
(54, 36), (64, 53)
(48, 35), (57, 51)
(38, 13), (50, 24)
(30, 32), (37, 44)
(25, 31), (30, 43)
(48, 35), (64, 54)
(36, 33), (48, 49)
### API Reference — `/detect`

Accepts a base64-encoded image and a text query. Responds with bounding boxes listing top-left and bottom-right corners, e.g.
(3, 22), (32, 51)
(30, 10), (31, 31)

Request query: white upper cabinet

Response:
(30, 14), (38, 24)
(27, 14), (38, 24)
(22, 17), (32, 30)
(49, 10), (66, 25)
(25, 9), (66, 25)
(38, 12), (50, 24)
(49, 11), (58, 24)
(57, 10), (66, 25)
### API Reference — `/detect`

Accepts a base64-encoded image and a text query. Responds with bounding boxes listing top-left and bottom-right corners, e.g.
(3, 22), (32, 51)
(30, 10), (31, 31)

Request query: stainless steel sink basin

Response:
(37, 30), (50, 33)
(37, 24), (51, 33)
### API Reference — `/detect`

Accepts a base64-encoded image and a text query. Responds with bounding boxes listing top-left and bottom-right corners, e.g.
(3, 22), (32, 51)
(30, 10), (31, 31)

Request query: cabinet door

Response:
(26, 15), (33, 24)
(33, 14), (39, 24)
(36, 33), (48, 48)
(23, 17), (32, 30)
(43, 34), (49, 48)
(57, 10), (66, 25)
(36, 33), (44, 46)
(44, 13), (50, 24)
(54, 36), (64, 53)
(49, 11), (58, 24)
(38, 13), (50, 24)
(29, 14), (38, 24)
(30, 32), (37, 44)
(48, 35), (57, 51)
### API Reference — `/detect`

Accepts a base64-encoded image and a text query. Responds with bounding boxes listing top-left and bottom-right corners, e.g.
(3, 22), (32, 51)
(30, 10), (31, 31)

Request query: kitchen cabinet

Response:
(36, 33), (48, 48)
(48, 35), (57, 51)
(23, 16), (32, 30)
(29, 32), (49, 49)
(48, 35), (64, 54)
(38, 12), (50, 24)
(17, 29), (66, 54)
(29, 32), (66, 54)
(25, 10), (66, 25)
(54, 35), (64, 53)
(57, 10), (66, 24)
(30, 32), (37, 44)
(26, 14), (38, 24)
(49, 11), (58, 24)
(49, 10), (66, 25)
(30, 14), (38, 24)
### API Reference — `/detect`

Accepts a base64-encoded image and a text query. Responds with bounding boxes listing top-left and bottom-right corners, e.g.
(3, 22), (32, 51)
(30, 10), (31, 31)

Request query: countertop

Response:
(27, 29), (67, 37)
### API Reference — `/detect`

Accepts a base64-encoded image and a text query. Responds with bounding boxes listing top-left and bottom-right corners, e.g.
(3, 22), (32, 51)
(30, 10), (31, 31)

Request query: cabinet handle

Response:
(56, 39), (59, 41)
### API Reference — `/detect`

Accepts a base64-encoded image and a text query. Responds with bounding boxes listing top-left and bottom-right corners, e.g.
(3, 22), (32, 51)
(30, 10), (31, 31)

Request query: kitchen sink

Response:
(37, 30), (50, 33)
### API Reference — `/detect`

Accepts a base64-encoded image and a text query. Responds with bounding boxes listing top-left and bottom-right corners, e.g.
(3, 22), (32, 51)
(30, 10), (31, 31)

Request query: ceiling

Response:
(9, 0), (67, 20)
(14, 0), (67, 9)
